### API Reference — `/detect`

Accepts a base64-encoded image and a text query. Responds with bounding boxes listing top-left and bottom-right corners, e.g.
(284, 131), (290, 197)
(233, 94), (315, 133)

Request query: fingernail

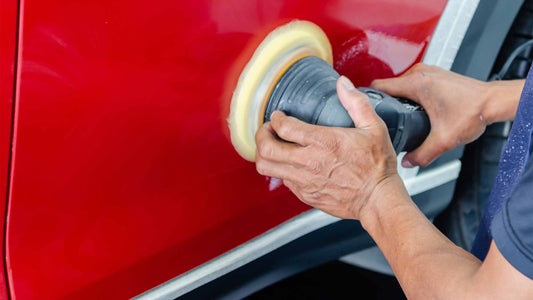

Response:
(402, 158), (414, 168)
(339, 76), (356, 91)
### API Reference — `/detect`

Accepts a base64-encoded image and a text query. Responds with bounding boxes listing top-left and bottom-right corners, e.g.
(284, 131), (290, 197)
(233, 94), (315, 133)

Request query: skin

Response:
(255, 63), (532, 299)
(371, 64), (523, 167)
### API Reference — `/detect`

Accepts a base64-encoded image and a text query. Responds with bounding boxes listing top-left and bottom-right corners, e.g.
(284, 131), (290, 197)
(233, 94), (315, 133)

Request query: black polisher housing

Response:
(264, 56), (430, 153)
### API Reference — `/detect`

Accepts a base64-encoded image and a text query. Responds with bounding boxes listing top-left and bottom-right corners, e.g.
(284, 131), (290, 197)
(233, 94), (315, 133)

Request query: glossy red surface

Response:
(0, 0), (17, 298)
(6, 0), (447, 298)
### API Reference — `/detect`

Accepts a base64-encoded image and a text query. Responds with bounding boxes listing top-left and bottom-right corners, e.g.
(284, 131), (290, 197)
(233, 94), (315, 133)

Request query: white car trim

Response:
(423, 0), (480, 70)
(134, 159), (461, 300)
(134, 210), (340, 300)
(134, 0), (477, 297)
(404, 160), (461, 196)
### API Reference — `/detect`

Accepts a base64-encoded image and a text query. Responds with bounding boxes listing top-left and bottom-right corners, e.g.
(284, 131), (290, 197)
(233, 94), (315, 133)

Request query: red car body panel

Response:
(3, 0), (447, 298)
(0, 0), (17, 298)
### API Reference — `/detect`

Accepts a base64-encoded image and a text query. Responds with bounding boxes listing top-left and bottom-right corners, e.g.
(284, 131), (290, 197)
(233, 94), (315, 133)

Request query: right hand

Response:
(371, 63), (490, 168)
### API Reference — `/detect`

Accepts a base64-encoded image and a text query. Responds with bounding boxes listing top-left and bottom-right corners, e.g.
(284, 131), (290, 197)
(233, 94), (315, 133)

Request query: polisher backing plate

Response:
(228, 20), (333, 161)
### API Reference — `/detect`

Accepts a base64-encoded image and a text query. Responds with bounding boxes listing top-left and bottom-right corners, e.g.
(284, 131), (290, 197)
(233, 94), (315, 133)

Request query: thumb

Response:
(402, 132), (447, 168)
(337, 76), (379, 129)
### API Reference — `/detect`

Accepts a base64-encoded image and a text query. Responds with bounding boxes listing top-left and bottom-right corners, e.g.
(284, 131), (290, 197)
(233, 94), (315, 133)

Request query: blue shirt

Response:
(471, 65), (533, 279)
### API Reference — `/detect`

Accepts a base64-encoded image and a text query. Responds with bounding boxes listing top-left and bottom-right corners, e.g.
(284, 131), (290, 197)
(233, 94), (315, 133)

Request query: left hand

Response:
(255, 76), (399, 220)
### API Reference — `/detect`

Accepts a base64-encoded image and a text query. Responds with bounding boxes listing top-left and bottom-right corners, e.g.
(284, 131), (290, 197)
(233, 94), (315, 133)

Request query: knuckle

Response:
(270, 116), (280, 129)
(375, 119), (388, 134)
(305, 159), (321, 174)
(270, 117), (283, 133)
(278, 123), (293, 139)
(438, 134), (455, 151)
(255, 160), (268, 175)
(258, 142), (274, 158)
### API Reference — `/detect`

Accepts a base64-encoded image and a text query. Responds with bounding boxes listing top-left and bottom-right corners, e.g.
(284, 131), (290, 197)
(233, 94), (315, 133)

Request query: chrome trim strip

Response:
(133, 210), (340, 300)
(135, 0), (478, 297)
(423, 0), (480, 70)
(134, 160), (462, 300)
(404, 160), (462, 196)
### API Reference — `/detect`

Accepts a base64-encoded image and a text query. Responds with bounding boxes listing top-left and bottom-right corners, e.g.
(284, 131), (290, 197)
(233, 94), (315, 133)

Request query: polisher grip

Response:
(264, 57), (430, 153)
(358, 88), (430, 153)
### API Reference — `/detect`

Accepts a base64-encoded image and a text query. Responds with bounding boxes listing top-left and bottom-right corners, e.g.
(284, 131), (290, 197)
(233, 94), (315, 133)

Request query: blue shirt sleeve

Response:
(492, 154), (533, 279)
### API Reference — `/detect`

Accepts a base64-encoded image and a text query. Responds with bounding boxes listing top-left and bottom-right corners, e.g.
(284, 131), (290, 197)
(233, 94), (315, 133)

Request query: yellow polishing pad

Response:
(228, 20), (333, 161)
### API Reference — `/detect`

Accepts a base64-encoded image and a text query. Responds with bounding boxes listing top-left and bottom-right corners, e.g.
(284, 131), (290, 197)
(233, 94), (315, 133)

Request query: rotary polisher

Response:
(229, 21), (430, 161)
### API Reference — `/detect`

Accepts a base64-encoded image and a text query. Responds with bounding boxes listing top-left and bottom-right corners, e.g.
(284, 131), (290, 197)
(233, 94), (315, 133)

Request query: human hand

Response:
(255, 76), (399, 220)
(371, 63), (490, 168)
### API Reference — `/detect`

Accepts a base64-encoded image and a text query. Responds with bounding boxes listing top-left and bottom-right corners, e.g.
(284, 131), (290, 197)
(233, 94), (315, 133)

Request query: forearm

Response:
(483, 79), (524, 123)
(361, 175), (482, 299)
(257, 74), (533, 298)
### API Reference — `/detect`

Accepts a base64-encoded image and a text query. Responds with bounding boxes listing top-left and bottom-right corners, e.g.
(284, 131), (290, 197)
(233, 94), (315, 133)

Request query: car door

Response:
(5, 0), (448, 298)
(0, 0), (17, 297)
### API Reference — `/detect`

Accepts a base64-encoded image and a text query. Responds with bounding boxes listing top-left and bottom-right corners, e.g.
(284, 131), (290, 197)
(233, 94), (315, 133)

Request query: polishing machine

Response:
(228, 21), (430, 161)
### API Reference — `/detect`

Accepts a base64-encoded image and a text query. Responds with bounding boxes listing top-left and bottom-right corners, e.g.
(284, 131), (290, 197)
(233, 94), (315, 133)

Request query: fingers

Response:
(402, 132), (450, 168)
(255, 124), (308, 183)
(337, 76), (379, 129)
(255, 122), (305, 165)
(270, 111), (320, 146)
(370, 76), (416, 100)
(255, 158), (300, 182)
(370, 63), (429, 105)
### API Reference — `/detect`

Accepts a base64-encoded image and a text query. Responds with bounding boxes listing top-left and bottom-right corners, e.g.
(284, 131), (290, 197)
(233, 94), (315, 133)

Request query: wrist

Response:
(480, 81), (496, 124)
(482, 80), (524, 123)
(359, 174), (411, 231)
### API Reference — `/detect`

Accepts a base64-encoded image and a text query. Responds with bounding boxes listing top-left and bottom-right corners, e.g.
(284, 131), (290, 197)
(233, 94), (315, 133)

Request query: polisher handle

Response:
(309, 87), (430, 153)
(358, 88), (430, 153)
(264, 56), (430, 153)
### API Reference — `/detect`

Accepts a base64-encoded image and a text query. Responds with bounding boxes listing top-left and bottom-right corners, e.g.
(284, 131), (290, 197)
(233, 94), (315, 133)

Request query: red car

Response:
(0, 0), (528, 298)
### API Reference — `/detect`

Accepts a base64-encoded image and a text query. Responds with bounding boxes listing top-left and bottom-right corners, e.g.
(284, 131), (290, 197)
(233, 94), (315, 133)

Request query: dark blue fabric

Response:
(471, 64), (533, 271)
(491, 156), (533, 279)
